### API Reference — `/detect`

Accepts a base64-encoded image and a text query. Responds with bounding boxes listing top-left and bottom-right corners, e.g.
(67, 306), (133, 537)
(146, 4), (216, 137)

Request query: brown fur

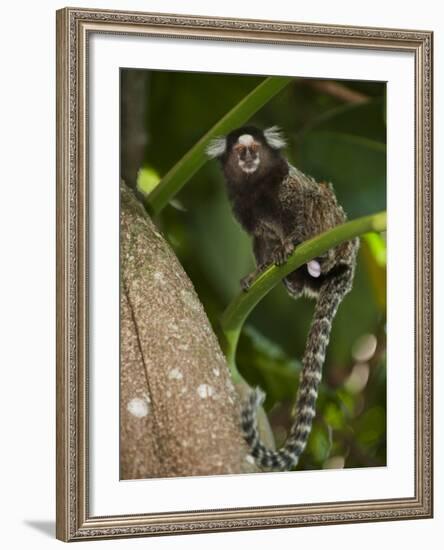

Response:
(210, 126), (359, 470)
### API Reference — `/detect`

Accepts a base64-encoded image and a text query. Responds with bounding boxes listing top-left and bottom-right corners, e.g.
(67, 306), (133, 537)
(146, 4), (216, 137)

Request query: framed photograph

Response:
(56, 7), (433, 542)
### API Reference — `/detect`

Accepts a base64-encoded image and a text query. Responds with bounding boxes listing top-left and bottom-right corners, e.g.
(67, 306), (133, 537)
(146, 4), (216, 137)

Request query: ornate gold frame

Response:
(56, 7), (433, 542)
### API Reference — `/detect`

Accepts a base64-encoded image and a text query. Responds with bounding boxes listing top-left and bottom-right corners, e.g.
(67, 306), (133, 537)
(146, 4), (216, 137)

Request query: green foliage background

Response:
(126, 69), (387, 471)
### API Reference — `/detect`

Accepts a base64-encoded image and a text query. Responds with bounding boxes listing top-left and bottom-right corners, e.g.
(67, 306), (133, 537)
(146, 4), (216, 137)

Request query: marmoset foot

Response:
(240, 263), (268, 291)
(272, 240), (295, 266)
(240, 272), (256, 292)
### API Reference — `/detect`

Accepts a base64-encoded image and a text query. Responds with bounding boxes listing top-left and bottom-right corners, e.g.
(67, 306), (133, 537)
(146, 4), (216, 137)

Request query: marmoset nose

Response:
(245, 148), (255, 161)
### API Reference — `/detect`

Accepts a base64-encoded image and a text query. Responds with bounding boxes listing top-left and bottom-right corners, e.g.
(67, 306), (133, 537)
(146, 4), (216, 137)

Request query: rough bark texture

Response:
(120, 182), (259, 479)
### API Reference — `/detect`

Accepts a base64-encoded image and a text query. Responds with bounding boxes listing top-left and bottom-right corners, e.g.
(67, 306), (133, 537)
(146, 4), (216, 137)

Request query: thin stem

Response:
(305, 80), (369, 104)
(220, 211), (387, 378)
(145, 76), (293, 215)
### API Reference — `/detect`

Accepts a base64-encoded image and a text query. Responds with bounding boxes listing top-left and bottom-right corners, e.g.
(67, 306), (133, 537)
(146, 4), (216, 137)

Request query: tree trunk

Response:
(120, 181), (259, 479)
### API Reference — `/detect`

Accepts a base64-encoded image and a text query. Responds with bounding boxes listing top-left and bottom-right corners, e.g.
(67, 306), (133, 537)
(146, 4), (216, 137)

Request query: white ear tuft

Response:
(263, 126), (286, 149)
(205, 136), (227, 159)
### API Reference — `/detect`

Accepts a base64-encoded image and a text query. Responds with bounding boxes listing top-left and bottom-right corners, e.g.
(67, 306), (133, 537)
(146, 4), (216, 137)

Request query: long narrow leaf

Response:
(220, 211), (387, 380)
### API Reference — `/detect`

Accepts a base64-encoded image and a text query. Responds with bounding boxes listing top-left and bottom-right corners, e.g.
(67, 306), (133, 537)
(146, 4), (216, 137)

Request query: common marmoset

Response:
(207, 125), (359, 471)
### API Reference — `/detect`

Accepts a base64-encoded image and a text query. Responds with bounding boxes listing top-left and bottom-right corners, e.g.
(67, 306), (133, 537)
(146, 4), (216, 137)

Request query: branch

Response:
(145, 76), (293, 215)
(219, 211), (387, 380)
(306, 80), (369, 104)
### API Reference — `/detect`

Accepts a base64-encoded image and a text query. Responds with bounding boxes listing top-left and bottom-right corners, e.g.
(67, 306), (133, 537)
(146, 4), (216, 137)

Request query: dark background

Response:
(121, 69), (387, 471)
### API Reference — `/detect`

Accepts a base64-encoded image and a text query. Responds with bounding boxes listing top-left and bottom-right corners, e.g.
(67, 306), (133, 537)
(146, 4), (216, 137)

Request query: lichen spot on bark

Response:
(127, 396), (150, 418)
(197, 384), (215, 399)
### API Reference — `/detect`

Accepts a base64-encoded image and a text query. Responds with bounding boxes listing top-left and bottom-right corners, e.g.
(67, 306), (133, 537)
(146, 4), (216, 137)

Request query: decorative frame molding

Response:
(56, 7), (433, 542)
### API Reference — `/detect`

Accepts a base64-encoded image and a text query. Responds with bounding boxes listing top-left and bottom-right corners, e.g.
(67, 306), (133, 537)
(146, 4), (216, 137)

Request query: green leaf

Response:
(362, 232), (386, 267)
(220, 211), (387, 380)
(324, 402), (345, 429)
(308, 424), (332, 463)
(361, 233), (387, 312)
(298, 99), (386, 143)
(297, 130), (386, 219)
(137, 166), (161, 195)
(237, 325), (301, 407)
(355, 406), (386, 447)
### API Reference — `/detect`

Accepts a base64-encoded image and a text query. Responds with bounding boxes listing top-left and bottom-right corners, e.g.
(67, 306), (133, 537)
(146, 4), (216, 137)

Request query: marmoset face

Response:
(206, 125), (287, 181)
(233, 134), (261, 174)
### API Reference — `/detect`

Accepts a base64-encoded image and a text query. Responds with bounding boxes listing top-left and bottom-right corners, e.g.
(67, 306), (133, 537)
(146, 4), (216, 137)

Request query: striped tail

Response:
(241, 264), (355, 471)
